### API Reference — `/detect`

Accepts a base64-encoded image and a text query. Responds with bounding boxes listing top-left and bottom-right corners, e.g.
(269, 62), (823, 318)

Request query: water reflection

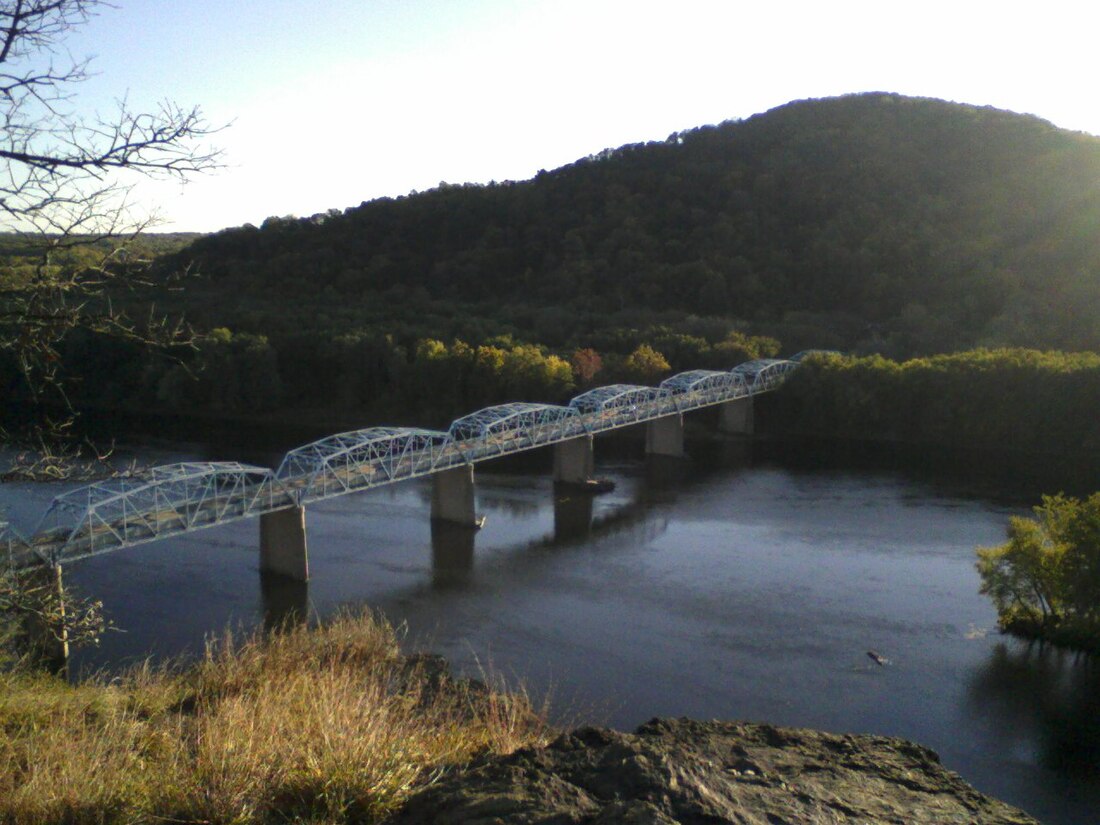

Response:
(552, 489), (594, 541)
(415, 475), (544, 519)
(475, 489), (542, 517)
(697, 437), (754, 468)
(642, 453), (692, 491)
(968, 641), (1100, 778)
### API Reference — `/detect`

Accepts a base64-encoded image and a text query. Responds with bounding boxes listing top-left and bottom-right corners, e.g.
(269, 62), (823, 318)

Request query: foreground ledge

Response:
(390, 718), (1037, 824)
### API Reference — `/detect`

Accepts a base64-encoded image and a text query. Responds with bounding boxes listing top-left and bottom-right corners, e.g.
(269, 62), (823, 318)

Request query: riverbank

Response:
(0, 612), (550, 824)
(997, 615), (1100, 656)
(1, 612), (1039, 825)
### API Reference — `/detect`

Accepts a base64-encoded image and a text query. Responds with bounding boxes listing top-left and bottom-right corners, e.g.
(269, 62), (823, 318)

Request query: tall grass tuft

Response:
(0, 610), (552, 824)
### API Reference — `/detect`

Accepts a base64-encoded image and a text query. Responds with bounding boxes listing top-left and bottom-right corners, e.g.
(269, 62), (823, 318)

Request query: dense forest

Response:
(173, 92), (1100, 352)
(3, 92), (1100, 427)
(763, 349), (1100, 455)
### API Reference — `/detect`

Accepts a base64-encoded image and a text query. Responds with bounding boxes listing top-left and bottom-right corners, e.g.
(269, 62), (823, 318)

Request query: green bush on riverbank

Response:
(0, 612), (550, 824)
(767, 349), (1100, 454)
(977, 493), (1100, 653)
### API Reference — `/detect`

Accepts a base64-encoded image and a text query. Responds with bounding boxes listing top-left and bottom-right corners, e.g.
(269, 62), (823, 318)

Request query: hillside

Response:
(175, 92), (1100, 355)
(6, 92), (1100, 427)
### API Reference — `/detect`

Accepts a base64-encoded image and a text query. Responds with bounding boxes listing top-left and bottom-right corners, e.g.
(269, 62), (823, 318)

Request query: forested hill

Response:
(175, 92), (1100, 355)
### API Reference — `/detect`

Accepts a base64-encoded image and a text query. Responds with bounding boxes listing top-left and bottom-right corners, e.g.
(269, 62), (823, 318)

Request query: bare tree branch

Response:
(0, 0), (220, 452)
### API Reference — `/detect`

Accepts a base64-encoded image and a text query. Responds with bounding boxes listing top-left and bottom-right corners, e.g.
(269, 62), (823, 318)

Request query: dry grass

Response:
(0, 611), (553, 824)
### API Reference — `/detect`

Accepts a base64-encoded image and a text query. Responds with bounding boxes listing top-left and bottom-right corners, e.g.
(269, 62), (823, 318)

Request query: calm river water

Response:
(3, 433), (1099, 824)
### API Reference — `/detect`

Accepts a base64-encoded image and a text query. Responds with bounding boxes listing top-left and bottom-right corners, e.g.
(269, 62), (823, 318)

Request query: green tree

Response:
(622, 344), (671, 385)
(977, 493), (1100, 650)
(977, 514), (1065, 627)
(500, 344), (573, 400)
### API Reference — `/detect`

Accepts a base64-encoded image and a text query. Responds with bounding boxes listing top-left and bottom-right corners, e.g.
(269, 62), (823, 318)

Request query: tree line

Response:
(0, 319), (780, 429)
(764, 349), (1100, 455)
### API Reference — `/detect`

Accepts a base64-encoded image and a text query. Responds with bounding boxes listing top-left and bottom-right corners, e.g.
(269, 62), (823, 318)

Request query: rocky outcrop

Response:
(391, 718), (1038, 824)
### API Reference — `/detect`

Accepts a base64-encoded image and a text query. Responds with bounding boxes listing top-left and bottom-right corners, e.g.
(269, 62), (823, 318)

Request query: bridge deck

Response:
(3, 356), (818, 568)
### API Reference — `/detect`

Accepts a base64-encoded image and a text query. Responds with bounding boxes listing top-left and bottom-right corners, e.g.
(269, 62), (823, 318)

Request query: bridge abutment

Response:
(553, 435), (595, 485)
(718, 396), (754, 434)
(431, 465), (479, 527)
(260, 506), (310, 581)
(646, 414), (685, 457)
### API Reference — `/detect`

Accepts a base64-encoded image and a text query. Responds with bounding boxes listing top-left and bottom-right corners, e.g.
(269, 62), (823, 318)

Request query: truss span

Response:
(569, 384), (676, 430)
(6, 354), (811, 570)
(448, 402), (583, 459)
(660, 370), (749, 407)
(731, 359), (798, 391)
(277, 427), (450, 502)
(32, 462), (294, 565)
(2, 520), (38, 569)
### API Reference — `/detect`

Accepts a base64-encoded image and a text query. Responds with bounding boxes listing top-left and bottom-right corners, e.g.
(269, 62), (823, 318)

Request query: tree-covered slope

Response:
(177, 92), (1100, 355)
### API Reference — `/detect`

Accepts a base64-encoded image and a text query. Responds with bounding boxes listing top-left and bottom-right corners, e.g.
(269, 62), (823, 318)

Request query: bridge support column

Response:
(553, 435), (595, 485)
(431, 465), (479, 527)
(718, 396), (754, 434)
(646, 413), (684, 457)
(431, 520), (476, 589)
(260, 506), (310, 581)
(260, 571), (309, 631)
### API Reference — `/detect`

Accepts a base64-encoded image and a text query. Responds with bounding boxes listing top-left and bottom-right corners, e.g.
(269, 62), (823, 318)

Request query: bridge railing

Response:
(733, 358), (800, 393)
(8, 355), (805, 569)
(570, 384), (678, 432)
(278, 427), (452, 504)
(446, 403), (582, 456)
(2, 520), (40, 570)
(31, 462), (295, 566)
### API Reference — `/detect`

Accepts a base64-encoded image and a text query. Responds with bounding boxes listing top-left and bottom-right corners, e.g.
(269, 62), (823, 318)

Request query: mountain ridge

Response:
(170, 92), (1100, 355)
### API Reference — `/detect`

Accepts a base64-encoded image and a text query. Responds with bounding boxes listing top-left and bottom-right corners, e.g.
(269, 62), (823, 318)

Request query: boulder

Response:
(390, 718), (1037, 824)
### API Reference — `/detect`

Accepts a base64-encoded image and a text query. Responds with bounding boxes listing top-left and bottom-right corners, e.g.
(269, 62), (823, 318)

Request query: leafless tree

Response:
(0, 0), (221, 458)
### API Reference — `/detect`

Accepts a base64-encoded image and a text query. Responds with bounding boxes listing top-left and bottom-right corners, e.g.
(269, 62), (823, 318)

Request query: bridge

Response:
(2, 355), (823, 591)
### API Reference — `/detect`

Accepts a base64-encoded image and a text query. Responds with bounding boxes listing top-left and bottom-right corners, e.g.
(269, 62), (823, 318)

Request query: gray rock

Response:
(389, 718), (1038, 824)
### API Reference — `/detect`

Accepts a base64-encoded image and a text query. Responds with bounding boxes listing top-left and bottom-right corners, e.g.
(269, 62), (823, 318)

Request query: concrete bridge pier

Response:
(260, 570), (309, 631)
(646, 413), (685, 457)
(719, 396), (754, 434)
(553, 435), (595, 485)
(430, 520), (476, 590)
(260, 506), (310, 581)
(431, 465), (480, 527)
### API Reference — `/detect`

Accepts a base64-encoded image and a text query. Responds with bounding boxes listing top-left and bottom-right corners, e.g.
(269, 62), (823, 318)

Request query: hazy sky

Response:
(58, 0), (1099, 232)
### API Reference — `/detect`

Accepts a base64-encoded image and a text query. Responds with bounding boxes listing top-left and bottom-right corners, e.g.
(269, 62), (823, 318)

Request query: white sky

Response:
(59, 0), (1100, 232)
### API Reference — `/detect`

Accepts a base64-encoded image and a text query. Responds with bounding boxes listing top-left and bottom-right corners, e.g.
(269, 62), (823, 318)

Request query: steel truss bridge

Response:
(3, 354), (822, 572)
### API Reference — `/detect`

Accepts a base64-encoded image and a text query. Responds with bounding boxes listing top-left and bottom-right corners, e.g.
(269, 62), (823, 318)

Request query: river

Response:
(2, 433), (1098, 825)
